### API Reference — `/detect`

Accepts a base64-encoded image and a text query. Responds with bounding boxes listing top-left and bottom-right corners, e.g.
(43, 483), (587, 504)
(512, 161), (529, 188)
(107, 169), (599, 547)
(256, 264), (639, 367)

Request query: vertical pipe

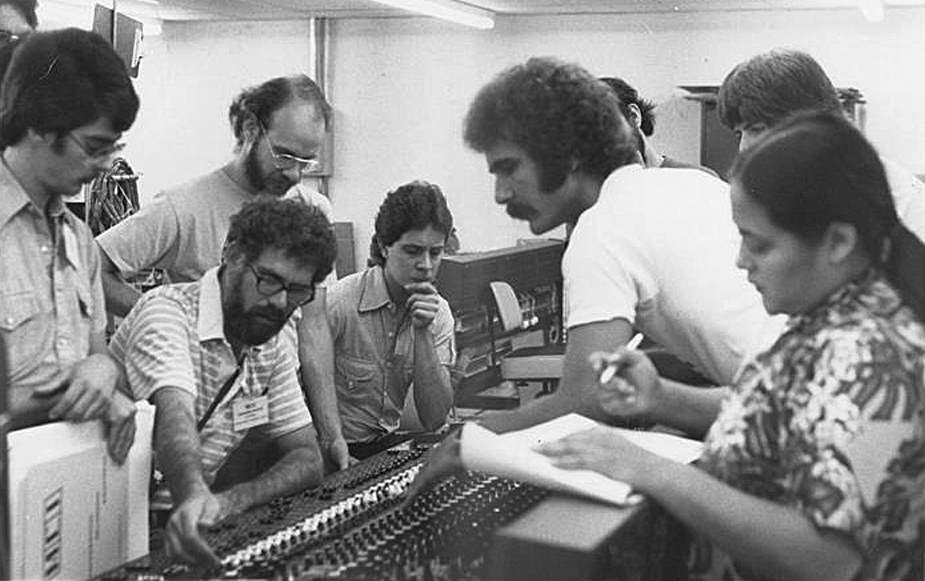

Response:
(309, 17), (331, 196)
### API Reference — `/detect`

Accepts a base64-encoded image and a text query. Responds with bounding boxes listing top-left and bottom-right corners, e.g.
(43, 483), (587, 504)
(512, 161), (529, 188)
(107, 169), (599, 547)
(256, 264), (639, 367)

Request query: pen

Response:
(598, 332), (644, 384)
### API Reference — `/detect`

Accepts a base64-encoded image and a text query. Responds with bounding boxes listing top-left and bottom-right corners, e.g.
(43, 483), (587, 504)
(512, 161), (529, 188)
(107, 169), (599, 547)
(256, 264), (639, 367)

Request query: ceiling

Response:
(102, 0), (925, 22)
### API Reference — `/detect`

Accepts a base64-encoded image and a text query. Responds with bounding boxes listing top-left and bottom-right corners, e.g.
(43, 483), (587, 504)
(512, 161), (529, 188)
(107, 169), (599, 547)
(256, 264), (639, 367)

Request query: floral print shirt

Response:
(690, 269), (924, 581)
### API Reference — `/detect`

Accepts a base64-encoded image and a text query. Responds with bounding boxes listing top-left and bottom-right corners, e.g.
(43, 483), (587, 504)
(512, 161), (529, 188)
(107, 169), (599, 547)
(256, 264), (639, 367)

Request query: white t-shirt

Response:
(563, 164), (786, 385)
(881, 156), (925, 244)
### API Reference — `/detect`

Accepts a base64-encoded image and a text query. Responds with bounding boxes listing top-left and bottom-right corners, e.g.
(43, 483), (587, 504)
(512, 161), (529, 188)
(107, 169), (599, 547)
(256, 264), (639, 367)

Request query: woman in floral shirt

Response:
(538, 111), (923, 581)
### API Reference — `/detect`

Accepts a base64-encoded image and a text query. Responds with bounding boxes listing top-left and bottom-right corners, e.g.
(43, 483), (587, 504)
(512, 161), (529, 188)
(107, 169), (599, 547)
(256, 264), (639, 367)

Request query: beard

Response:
(244, 146), (297, 197)
(223, 270), (291, 346)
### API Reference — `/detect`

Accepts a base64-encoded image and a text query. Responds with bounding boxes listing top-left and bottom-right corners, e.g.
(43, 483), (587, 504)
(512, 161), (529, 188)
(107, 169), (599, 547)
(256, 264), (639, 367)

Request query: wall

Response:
(123, 8), (925, 263)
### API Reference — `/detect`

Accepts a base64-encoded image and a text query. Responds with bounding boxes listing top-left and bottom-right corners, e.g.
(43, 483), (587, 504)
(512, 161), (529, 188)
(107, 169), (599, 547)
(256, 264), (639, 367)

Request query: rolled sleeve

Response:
(109, 293), (198, 401)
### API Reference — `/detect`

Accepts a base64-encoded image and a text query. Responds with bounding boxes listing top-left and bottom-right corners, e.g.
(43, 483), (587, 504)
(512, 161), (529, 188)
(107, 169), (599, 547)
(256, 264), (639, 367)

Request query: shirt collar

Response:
(788, 267), (882, 331)
(0, 157), (35, 227)
(198, 266), (227, 342)
(358, 265), (394, 313)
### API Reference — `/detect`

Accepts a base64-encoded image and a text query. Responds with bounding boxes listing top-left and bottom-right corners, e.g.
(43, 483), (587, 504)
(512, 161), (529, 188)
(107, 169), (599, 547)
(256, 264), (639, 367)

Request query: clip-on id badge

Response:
(232, 395), (269, 431)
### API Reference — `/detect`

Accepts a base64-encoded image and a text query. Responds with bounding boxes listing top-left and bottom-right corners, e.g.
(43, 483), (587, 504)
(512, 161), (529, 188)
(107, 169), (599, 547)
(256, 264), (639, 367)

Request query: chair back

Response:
(489, 281), (523, 332)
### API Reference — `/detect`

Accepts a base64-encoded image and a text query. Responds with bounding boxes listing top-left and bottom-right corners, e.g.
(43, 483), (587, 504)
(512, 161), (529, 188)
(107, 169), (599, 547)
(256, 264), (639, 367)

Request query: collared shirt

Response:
(327, 266), (455, 443)
(691, 269), (924, 581)
(0, 158), (106, 413)
(108, 267), (311, 484)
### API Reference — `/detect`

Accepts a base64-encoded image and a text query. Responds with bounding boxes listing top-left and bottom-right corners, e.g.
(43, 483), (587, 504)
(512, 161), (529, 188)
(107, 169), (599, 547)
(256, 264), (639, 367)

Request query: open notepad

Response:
(459, 413), (703, 506)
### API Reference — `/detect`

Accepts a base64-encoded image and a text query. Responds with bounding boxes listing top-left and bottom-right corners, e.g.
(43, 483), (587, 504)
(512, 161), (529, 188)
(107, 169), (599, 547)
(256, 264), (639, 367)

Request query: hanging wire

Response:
(86, 157), (139, 236)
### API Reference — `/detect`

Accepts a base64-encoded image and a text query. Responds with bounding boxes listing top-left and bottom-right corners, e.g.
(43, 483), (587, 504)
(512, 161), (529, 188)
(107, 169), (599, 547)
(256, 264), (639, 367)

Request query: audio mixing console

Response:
(94, 440), (549, 581)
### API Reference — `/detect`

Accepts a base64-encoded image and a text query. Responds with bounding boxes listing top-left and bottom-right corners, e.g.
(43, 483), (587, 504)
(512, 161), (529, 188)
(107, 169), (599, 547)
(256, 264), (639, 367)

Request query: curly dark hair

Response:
(368, 180), (454, 267)
(718, 49), (841, 131)
(228, 74), (331, 149)
(224, 196), (336, 286)
(599, 77), (656, 136)
(464, 57), (637, 192)
(0, 28), (139, 148)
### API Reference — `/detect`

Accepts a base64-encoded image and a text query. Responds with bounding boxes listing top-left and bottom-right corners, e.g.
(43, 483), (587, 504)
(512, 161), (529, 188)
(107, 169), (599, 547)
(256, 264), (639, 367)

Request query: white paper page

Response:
(459, 413), (703, 506)
(8, 402), (154, 580)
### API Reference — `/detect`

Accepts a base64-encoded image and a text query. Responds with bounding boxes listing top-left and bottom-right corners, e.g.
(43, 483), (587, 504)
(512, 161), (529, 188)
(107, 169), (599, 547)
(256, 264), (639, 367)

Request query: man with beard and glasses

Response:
(327, 181), (456, 459)
(97, 74), (351, 473)
(108, 197), (337, 567)
(0, 28), (138, 460)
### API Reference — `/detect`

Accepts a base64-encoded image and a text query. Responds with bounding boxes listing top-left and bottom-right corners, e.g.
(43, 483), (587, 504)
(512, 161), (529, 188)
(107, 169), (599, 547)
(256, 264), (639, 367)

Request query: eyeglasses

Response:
(67, 133), (126, 161)
(0, 30), (28, 45)
(247, 263), (316, 306)
(258, 121), (322, 174)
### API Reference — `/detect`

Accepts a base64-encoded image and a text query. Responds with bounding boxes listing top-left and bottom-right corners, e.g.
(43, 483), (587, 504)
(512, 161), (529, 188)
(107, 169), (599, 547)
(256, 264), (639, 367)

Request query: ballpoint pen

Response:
(598, 332), (644, 384)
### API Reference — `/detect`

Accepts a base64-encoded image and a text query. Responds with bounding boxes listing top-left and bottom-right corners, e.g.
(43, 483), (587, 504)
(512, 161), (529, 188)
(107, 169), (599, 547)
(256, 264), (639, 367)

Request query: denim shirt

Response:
(0, 160), (106, 414)
(327, 266), (455, 443)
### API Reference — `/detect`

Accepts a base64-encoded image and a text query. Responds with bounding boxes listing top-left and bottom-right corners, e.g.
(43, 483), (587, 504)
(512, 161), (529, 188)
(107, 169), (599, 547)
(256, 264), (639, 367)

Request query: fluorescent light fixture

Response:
(372, 0), (494, 29)
(858, 0), (885, 20)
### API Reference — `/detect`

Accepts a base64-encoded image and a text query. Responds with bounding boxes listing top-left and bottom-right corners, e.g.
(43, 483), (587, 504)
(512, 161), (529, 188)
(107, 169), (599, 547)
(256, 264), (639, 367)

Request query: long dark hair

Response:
(730, 110), (924, 321)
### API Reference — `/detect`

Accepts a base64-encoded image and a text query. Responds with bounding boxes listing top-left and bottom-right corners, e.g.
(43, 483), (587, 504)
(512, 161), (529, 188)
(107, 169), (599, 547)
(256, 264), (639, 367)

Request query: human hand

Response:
(165, 490), (231, 567)
(103, 391), (136, 464)
(403, 430), (463, 503)
(589, 348), (661, 420)
(534, 427), (659, 488)
(321, 435), (351, 473)
(48, 353), (118, 422)
(404, 282), (440, 328)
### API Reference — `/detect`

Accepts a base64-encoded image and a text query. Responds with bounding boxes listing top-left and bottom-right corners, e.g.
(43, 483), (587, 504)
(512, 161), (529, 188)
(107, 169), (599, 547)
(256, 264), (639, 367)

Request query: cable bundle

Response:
(86, 157), (140, 236)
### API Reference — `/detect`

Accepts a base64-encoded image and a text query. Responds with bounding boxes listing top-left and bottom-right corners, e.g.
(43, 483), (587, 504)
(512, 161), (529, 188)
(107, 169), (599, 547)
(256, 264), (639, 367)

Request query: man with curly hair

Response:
(410, 57), (786, 493)
(327, 181), (456, 459)
(97, 75), (351, 472)
(108, 197), (336, 566)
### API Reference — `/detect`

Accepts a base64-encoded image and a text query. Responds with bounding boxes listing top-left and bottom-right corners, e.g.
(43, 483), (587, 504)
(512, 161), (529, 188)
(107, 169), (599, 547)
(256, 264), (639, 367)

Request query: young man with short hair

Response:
(0, 28), (138, 460)
(718, 48), (925, 243)
(327, 181), (456, 459)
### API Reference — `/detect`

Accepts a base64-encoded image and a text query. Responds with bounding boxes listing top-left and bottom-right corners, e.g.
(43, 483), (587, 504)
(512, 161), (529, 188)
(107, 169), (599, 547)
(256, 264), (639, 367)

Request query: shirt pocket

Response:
(335, 357), (382, 392)
(0, 292), (45, 375)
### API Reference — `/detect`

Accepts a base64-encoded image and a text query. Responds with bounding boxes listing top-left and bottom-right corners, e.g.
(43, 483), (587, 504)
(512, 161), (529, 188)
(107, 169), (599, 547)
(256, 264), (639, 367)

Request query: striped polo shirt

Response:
(109, 267), (311, 484)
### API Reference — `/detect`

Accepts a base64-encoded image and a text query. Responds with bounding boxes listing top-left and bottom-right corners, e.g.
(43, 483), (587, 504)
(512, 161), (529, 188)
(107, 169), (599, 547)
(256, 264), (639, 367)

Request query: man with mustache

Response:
(108, 197), (336, 566)
(409, 57), (786, 495)
(97, 75), (350, 472)
(327, 181), (456, 459)
(0, 28), (138, 460)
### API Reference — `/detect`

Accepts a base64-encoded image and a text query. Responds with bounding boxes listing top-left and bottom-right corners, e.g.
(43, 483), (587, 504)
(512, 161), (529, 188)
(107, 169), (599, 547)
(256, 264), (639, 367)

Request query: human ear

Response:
(242, 115), (261, 148)
(627, 104), (643, 130)
(824, 222), (860, 264)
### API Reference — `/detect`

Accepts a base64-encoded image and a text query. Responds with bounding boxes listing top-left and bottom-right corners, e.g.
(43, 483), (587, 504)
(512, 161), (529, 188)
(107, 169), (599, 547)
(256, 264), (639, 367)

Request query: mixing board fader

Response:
(96, 441), (548, 581)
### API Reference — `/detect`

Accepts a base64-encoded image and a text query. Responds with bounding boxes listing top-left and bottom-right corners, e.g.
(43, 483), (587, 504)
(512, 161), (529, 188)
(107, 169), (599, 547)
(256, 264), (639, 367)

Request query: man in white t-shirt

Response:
(409, 57), (786, 493)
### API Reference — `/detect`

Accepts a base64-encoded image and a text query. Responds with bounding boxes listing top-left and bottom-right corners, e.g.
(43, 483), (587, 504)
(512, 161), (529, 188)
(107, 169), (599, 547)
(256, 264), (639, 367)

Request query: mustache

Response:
(247, 305), (288, 324)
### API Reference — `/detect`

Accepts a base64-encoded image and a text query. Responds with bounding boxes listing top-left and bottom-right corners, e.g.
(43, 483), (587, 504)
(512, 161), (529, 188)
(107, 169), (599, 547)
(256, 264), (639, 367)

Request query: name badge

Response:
(232, 395), (269, 431)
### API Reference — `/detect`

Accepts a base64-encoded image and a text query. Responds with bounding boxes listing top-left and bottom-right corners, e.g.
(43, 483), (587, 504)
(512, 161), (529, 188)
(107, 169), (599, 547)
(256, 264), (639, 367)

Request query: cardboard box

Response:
(7, 404), (153, 580)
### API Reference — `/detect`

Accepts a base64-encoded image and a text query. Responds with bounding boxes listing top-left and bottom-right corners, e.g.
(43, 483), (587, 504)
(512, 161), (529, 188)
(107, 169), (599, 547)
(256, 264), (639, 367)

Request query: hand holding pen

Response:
(589, 333), (661, 419)
(597, 332), (644, 384)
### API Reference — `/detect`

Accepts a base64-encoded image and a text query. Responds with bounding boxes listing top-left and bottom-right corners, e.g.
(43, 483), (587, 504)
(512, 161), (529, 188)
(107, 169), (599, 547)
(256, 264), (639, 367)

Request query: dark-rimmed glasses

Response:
(67, 133), (126, 161)
(248, 263), (315, 306)
(0, 30), (28, 45)
(258, 121), (322, 174)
